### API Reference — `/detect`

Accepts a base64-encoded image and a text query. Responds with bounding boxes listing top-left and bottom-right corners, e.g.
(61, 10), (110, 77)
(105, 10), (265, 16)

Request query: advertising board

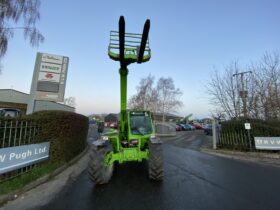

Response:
(30, 52), (69, 102)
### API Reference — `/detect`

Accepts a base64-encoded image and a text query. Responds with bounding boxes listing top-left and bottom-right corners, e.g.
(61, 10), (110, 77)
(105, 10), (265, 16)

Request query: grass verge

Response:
(0, 162), (61, 195)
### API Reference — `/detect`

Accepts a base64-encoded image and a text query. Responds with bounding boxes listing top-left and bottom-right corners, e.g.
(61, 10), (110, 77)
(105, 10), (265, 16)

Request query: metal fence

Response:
(217, 129), (251, 150)
(213, 120), (280, 152)
(0, 119), (41, 182)
(212, 120), (252, 150)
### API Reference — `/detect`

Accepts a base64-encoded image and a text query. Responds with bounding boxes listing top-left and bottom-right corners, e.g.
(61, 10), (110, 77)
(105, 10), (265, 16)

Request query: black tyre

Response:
(148, 141), (163, 181)
(88, 143), (114, 184)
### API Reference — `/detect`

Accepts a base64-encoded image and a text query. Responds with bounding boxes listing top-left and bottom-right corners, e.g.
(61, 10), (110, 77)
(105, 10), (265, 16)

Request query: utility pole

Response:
(233, 71), (252, 118)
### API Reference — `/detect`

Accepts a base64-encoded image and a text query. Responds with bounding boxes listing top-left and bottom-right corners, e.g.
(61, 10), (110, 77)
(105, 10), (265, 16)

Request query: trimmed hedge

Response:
(31, 110), (89, 163)
(219, 118), (280, 150)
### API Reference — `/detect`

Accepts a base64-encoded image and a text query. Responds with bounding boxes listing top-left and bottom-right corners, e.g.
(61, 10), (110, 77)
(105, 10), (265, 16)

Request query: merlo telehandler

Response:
(88, 16), (163, 184)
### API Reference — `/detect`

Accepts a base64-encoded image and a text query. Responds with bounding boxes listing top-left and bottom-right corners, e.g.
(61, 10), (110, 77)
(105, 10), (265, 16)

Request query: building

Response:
(0, 89), (75, 114)
(104, 113), (118, 122)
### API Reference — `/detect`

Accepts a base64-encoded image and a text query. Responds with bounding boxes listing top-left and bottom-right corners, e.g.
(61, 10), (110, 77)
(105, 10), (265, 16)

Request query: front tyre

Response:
(88, 142), (114, 184)
(148, 141), (163, 181)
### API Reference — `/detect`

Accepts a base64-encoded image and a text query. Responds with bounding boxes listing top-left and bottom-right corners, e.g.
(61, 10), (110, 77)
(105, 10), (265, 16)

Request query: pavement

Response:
(0, 151), (89, 210)
(1, 129), (280, 209)
(202, 147), (280, 167)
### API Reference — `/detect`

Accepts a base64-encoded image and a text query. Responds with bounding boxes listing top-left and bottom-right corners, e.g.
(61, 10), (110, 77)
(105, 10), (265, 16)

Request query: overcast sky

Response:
(1, 0), (279, 118)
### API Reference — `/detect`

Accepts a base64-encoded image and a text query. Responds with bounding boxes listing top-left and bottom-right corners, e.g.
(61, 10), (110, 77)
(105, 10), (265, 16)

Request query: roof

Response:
(0, 89), (30, 104)
(0, 89), (29, 95)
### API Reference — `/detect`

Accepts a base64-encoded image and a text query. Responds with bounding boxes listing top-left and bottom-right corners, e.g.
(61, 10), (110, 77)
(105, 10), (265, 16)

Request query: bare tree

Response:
(0, 0), (44, 63)
(249, 52), (280, 119)
(208, 52), (280, 120)
(207, 62), (241, 119)
(156, 77), (183, 122)
(128, 75), (158, 113)
(129, 76), (183, 121)
(64, 97), (76, 108)
(210, 108), (226, 121)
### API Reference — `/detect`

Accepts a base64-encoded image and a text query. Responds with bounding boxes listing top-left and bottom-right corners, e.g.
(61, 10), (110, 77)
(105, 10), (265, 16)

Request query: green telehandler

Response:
(88, 16), (163, 184)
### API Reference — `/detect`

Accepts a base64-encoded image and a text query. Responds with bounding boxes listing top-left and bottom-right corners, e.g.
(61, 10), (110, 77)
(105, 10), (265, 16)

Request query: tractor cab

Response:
(118, 110), (154, 149)
(129, 110), (153, 136)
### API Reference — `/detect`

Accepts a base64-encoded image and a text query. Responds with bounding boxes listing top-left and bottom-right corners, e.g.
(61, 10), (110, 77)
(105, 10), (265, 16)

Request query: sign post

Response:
(27, 53), (69, 114)
(244, 123), (252, 150)
(212, 119), (217, 149)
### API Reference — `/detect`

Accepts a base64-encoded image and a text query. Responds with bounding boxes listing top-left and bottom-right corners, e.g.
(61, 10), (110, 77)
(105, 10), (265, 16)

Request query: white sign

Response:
(38, 72), (60, 83)
(254, 137), (280, 150)
(36, 91), (59, 100)
(0, 142), (50, 174)
(244, 123), (251, 130)
(40, 62), (62, 74)
(42, 53), (63, 64)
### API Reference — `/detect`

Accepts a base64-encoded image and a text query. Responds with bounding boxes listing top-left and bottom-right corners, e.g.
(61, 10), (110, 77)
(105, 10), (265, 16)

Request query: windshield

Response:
(130, 112), (153, 135)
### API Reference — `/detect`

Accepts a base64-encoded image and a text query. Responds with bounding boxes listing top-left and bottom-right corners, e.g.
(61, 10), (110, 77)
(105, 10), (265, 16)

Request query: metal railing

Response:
(108, 30), (151, 62)
(0, 119), (41, 182)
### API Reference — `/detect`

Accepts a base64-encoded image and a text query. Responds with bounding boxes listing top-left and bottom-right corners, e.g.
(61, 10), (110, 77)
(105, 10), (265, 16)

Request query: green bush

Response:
(31, 110), (89, 163)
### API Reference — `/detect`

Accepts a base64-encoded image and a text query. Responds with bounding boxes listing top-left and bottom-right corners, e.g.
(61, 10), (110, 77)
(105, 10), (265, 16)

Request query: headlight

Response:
(101, 136), (109, 141)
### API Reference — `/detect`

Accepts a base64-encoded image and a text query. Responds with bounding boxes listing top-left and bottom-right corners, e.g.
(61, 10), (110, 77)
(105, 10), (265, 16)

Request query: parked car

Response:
(204, 124), (212, 135)
(201, 123), (208, 129)
(105, 121), (118, 129)
(179, 124), (188, 131)
(182, 124), (194, 131)
(175, 124), (182, 131)
(186, 124), (196, 130)
(109, 122), (118, 129)
(193, 124), (204, 130)
(0, 108), (21, 118)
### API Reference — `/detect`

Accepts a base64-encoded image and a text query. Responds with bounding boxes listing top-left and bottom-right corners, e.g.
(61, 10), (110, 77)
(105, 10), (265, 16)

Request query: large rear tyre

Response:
(148, 141), (163, 181)
(88, 143), (114, 184)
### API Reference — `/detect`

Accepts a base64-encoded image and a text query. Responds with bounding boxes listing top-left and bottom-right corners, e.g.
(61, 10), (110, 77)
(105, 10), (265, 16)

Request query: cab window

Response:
(130, 112), (152, 135)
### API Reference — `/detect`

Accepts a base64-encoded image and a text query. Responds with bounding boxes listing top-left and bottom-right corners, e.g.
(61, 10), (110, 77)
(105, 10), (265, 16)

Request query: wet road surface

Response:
(39, 130), (280, 210)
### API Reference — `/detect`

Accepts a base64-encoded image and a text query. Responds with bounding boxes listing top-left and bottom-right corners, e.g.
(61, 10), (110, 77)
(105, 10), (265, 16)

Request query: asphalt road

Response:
(39, 130), (280, 210)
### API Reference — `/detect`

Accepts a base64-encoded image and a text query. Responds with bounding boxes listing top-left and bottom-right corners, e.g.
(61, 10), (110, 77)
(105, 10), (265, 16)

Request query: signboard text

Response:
(0, 142), (50, 174)
(254, 137), (280, 150)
